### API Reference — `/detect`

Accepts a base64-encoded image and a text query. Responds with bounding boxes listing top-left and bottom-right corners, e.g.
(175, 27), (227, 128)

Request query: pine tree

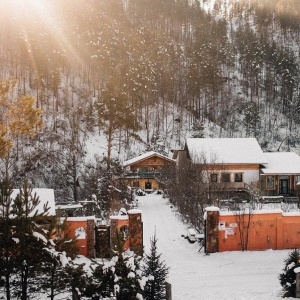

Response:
(103, 233), (145, 300)
(9, 180), (52, 300)
(142, 235), (169, 300)
(97, 77), (141, 170)
(279, 248), (300, 298)
(40, 219), (79, 300)
(190, 121), (205, 138)
(0, 179), (14, 300)
(65, 262), (89, 300)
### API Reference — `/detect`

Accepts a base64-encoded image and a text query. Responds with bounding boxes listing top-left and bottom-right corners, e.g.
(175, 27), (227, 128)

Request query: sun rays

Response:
(0, 0), (86, 74)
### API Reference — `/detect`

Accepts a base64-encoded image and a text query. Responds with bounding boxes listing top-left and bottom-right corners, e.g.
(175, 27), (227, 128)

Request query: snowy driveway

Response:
(137, 193), (289, 300)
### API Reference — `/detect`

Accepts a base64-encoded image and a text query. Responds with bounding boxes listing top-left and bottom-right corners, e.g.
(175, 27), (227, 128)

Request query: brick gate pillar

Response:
(86, 218), (96, 258)
(205, 207), (220, 254)
(128, 209), (143, 255)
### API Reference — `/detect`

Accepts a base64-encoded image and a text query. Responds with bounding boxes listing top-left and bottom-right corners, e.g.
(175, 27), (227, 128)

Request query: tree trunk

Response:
(50, 263), (57, 300)
(72, 285), (80, 300)
(5, 273), (10, 300)
(21, 266), (29, 300)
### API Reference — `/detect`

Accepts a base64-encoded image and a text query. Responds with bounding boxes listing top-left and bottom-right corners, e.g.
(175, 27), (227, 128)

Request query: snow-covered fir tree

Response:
(102, 233), (147, 300)
(142, 235), (169, 300)
(190, 120), (205, 138)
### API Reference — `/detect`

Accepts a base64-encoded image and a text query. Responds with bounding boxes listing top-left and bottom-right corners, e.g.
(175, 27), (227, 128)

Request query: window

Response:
(234, 173), (243, 182)
(133, 181), (139, 187)
(211, 174), (218, 182)
(266, 175), (274, 189)
(221, 173), (231, 182)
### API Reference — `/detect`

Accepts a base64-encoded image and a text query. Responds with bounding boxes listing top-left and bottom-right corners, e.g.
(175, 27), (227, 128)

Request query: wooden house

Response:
(122, 151), (176, 191)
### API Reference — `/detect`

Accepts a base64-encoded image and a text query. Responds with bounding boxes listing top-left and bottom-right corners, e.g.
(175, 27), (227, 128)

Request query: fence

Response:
(205, 207), (300, 252)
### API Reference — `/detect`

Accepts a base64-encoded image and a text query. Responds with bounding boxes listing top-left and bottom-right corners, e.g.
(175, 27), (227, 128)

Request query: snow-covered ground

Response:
(138, 193), (290, 300)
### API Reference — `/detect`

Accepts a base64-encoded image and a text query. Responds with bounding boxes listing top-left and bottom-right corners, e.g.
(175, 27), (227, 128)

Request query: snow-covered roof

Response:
(10, 188), (56, 216)
(186, 138), (267, 164)
(56, 204), (83, 210)
(261, 152), (300, 175)
(123, 151), (175, 167)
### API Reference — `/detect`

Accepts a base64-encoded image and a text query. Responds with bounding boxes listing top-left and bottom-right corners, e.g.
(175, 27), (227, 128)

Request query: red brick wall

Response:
(65, 217), (95, 257)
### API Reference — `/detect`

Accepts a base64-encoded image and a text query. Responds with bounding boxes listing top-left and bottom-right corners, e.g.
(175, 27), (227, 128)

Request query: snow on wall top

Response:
(261, 152), (300, 174)
(10, 188), (56, 216)
(66, 216), (96, 222)
(186, 138), (267, 164)
(123, 151), (175, 167)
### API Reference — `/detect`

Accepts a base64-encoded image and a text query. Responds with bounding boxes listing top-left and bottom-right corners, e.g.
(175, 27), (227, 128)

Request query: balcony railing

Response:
(125, 172), (161, 179)
(219, 182), (247, 190)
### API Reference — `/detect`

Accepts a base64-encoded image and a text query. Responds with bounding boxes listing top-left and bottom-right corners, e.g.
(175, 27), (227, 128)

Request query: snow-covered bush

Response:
(279, 249), (300, 298)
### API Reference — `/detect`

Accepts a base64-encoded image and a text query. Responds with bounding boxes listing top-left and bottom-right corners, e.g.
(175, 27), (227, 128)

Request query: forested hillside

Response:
(1, 0), (300, 202)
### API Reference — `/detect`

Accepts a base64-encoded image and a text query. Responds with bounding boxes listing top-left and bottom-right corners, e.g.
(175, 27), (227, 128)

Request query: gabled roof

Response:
(10, 188), (56, 216)
(261, 152), (300, 175)
(186, 138), (267, 164)
(123, 151), (175, 167)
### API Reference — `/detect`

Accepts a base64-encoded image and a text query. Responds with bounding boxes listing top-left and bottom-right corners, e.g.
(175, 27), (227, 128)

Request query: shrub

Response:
(279, 249), (300, 298)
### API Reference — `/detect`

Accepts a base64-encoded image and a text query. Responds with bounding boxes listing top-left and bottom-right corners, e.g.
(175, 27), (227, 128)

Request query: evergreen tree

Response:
(190, 121), (205, 138)
(279, 248), (300, 298)
(103, 233), (145, 300)
(9, 180), (52, 300)
(40, 220), (79, 300)
(142, 235), (169, 300)
(65, 262), (89, 300)
(97, 77), (141, 170)
(243, 102), (261, 137)
(0, 179), (14, 300)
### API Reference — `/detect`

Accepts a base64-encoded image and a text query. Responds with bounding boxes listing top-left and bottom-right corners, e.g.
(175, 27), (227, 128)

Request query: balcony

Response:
(124, 172), (161, 179)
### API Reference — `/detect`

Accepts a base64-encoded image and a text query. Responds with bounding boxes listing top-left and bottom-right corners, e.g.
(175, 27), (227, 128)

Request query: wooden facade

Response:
(123, 152), (176, 191)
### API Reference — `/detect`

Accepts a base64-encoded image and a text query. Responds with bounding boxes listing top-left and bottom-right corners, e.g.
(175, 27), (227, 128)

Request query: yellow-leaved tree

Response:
(0, 79), (43, 177)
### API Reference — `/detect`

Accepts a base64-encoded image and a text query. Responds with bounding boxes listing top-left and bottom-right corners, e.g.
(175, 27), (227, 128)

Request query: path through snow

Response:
(137, 193), (289, 300)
